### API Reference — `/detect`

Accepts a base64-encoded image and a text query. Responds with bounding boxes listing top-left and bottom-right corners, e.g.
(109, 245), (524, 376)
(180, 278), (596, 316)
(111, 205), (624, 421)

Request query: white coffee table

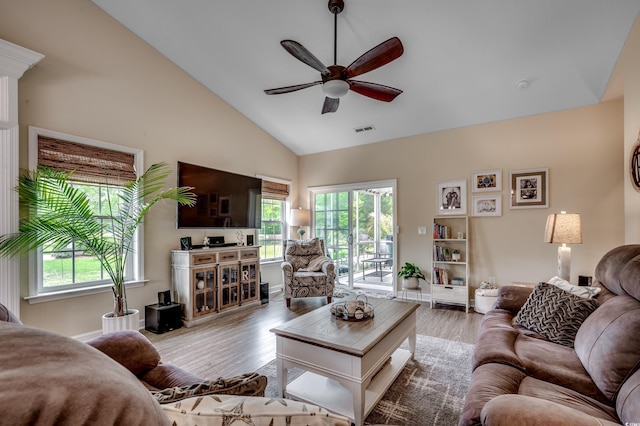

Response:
(270, 298), (419, 426)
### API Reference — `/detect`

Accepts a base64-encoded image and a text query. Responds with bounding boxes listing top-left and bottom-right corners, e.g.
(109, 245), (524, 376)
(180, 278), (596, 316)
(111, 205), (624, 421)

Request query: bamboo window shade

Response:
(261, 180), (289, 201)
(37, 136), (136, 186)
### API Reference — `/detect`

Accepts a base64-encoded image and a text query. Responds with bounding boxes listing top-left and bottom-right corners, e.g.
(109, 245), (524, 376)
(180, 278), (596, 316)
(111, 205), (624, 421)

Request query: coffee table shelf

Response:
(285, 347), (411, 421)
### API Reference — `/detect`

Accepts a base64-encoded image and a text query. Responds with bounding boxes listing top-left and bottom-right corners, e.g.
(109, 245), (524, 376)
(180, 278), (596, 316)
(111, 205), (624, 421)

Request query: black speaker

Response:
(247, 235), (254, 246)
(578, 275), (592, 286)
(158, 290), (171, 305)
(260, 282), (269, 304)
(145, 303), (182, 334)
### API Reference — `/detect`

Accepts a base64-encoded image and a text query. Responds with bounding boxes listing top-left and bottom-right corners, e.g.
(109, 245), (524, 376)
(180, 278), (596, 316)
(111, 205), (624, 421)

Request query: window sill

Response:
(24, 279), (149, 304)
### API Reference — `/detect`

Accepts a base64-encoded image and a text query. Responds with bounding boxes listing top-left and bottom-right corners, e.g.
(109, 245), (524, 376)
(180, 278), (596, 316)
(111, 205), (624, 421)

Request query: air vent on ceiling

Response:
(354, 125), (375, 133)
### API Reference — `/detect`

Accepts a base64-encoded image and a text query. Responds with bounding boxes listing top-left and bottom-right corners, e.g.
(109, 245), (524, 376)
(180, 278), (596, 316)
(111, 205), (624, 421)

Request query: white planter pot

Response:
(474, 291), (498, 315)
(452, 253), (461, 261)
(402, 277), (420, 289)
(101, 309), (139, 334)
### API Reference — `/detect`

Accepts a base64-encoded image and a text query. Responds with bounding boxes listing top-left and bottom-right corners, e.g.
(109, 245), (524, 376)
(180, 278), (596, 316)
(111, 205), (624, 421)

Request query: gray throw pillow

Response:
(515, 282), (599, 347)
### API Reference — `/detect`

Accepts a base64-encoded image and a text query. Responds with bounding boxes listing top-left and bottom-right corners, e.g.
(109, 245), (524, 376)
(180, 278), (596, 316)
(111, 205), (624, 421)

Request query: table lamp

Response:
(544, 211), (582, 281)
(290, 208), (310, 239)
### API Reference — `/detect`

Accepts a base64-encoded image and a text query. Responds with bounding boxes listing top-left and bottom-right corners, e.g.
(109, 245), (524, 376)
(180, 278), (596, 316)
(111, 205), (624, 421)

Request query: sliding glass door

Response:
(311, 180), (396, 292)
(313, 191), (352, 287)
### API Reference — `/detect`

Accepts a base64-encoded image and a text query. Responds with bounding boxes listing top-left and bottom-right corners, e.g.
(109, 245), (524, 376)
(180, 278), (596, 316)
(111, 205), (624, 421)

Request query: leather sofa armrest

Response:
(493, 285), (534, 314)
(141, 363), (205, 391)
(481, 395), (621, 426)
(86, 330), (161, 377)
(0, 303), (21, 324)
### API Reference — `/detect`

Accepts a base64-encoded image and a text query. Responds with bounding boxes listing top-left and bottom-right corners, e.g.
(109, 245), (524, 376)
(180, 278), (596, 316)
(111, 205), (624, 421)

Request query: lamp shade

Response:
(544, 213), (582, 244)
(290, 208), (310, 227)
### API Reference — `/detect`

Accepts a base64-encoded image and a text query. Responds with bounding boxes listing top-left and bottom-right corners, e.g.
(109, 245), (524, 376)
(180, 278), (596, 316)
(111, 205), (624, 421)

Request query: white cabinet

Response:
(431, 216), (470, 312)
(172, 246), (260, 327)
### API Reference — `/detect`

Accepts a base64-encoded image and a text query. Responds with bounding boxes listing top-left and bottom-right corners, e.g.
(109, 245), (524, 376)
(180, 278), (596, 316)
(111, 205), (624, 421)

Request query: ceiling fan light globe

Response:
(322, 80), (349, 98)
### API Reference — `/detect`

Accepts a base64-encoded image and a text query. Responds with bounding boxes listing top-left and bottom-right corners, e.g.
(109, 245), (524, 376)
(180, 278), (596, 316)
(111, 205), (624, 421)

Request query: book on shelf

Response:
(432, 267), (449, 285)
(433, 223), (452, 239)
(433, 245), (452, 262)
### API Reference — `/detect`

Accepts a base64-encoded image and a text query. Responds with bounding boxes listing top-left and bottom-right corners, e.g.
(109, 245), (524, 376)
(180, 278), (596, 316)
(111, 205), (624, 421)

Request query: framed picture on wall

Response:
(437, 179), (467, 215)
(472, 169), (502, 192)
(472, 195), (502, 216)
(509, 168), (549, 209)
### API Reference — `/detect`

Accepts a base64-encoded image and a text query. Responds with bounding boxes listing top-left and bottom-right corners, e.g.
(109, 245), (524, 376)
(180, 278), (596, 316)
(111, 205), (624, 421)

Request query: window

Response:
(258, 179), (290, 262)
(259, 198), (285, 261)
(28, 127), (143, 300)
(41, 182), (130, 290)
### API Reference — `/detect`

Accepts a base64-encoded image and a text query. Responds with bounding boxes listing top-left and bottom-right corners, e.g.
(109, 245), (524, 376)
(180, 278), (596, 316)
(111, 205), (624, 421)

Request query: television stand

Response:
(171, 246), (261, 327)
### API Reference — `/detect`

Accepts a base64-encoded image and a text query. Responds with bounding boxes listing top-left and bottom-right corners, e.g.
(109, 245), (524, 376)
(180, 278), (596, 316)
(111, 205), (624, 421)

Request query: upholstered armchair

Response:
(281, 238), (336, 307)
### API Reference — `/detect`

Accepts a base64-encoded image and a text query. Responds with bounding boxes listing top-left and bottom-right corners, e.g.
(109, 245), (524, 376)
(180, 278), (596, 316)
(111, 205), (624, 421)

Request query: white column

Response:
(0, 40), (44, 317)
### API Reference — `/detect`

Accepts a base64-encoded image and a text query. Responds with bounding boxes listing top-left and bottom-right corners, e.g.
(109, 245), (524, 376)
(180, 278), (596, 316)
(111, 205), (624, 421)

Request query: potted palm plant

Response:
(0, 162), (196, 332)
(398, 262), (426, 289)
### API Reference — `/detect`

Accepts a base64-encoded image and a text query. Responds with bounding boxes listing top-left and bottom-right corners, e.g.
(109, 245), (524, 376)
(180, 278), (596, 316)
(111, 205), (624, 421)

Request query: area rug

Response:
(256, 335), (473, 426)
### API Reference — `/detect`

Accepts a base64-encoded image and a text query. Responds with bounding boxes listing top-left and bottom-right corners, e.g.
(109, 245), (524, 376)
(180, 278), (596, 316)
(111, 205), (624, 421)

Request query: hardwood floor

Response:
(141, 292), (483, 380)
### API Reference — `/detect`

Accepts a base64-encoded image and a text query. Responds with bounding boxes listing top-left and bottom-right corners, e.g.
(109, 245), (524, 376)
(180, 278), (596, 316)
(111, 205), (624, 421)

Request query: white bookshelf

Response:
(431, 216), (470, 312)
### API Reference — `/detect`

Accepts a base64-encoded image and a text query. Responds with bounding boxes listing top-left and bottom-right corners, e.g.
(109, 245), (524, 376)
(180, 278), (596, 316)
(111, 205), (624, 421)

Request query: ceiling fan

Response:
(264, 0), (404, 114)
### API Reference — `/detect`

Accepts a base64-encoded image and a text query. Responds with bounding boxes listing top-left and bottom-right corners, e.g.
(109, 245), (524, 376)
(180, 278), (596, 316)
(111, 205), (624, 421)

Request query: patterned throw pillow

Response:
(151, 372), (267, 404)
(285, 238), (323, 256)
(515, 282), (599, 347)
(547, 276), (601, 298)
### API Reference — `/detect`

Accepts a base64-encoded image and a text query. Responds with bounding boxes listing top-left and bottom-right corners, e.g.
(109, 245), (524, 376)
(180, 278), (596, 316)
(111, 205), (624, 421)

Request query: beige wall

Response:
(624, 14), (640, 243)
(300, 100), (625, 291)
(1, 0), (298, 335)
(1, 0), (635, 336)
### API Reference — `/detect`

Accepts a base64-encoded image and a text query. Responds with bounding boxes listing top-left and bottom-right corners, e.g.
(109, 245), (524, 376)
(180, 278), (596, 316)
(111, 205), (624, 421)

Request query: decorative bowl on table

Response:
(330, 295), (374, 321)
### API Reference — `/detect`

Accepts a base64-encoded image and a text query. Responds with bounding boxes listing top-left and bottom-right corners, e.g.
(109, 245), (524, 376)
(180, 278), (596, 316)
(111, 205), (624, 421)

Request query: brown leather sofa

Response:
(0, 303), (350, 425)
(459, 245), (640, 426)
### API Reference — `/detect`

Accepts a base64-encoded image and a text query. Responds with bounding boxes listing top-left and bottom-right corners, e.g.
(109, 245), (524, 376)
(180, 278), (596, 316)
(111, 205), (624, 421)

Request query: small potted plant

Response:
(452, 249), (461, 262)
(398, 262), (426, 289)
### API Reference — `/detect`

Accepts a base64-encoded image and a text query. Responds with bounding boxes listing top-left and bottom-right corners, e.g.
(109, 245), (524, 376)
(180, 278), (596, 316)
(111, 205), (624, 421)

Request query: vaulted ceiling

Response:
(92, 0), (640, 155)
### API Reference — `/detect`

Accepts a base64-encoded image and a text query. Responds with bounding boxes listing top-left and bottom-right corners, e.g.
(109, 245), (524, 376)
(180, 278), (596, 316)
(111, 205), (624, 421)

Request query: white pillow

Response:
(547, 276), (601, 299)
(162, 395), (350, 426)
(299, 255), (331, 272)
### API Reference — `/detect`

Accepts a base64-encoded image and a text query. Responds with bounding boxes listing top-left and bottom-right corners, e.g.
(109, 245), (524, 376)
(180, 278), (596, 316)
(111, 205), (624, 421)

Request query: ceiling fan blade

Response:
(344, 37), (404, 78)
(264, 81), (322, 95)
(348, 80), (403, 102)
(281, 40), (331, 77)
(322, 97), (340, 114)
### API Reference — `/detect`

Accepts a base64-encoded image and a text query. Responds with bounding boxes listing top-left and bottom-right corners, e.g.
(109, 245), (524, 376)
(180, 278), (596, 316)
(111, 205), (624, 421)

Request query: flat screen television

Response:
(177, 162), (262, 229)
